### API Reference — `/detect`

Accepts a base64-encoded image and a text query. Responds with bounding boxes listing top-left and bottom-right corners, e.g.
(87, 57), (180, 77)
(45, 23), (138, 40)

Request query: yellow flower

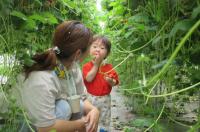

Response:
(59, 71), (65, 78)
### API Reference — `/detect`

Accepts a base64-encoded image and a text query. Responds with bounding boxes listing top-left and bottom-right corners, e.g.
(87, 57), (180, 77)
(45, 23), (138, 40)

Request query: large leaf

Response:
(170, 19), (196, 36)
(109, 1), (118, 7)
(190, 47), (200, 65)
(10, 11), (27, 21)
(134, 23), (146, 31)
(23, 18), (37, 30)
(29, 14), (46, 24)
(59, 0), (76, 9)
(191, 6), (200, 19)
(67, 1), (76, 9)
(129, 118), (154, 128)
(114, 6), (125, 15)
(33, 0), (42, 6)
(42, 12), (58, 25)
(128, 13), (150, 23)
(189, 68), (200, 81)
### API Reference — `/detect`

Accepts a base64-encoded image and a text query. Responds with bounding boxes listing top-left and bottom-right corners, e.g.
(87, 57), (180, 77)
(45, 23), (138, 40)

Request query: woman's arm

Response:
(83, 99), (98, 114)
(38, 100), (99, 132)
(83, 99), (100, 132)
(38, 119), (86, 132)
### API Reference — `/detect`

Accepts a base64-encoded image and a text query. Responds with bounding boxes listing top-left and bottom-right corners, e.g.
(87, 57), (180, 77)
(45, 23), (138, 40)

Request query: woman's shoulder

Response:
(27, 70), (56, 82)
(30, 70), (54, 76)
(23, 70), (60, 91)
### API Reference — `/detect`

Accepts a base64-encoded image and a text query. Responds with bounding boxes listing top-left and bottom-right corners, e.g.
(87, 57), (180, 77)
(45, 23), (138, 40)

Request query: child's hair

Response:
(24, 20), (93, 77)
(93, 35), (111, 55)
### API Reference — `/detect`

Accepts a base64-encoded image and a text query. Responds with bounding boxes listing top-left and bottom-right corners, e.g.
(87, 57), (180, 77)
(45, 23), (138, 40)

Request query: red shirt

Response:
(82, 61), (119, 96)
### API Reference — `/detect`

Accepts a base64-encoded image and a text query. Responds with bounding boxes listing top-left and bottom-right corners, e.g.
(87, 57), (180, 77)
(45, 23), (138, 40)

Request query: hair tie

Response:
(52, 46), (61, 54)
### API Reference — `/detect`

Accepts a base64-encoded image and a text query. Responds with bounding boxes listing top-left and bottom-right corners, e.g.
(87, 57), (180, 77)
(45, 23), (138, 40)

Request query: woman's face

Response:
(79, 48), (89, 62)
(89, 39), (108, 59)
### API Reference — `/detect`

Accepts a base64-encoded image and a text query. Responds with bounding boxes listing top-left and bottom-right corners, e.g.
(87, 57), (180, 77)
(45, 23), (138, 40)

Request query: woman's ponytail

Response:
(24, 49), (57, 77)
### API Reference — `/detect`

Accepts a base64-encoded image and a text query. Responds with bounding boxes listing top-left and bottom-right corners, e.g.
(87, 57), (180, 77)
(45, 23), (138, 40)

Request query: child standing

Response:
(82, 35), (119, 132)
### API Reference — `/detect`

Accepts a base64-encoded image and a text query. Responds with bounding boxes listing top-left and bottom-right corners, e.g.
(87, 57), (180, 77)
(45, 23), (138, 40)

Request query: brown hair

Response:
(24, 20), (93, 77)
(93, 35), (111, 55)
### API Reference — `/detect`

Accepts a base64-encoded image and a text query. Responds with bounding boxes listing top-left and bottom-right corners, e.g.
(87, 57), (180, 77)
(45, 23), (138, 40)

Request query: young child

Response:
(82, 35), (119, 132)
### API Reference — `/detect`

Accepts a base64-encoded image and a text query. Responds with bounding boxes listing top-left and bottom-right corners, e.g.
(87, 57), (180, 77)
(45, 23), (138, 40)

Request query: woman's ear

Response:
(74, 49), (82, 60)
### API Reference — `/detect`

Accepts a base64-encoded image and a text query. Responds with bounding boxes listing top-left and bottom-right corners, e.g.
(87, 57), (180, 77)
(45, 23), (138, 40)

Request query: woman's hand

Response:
(85, 107), (99, 132)
(76, 117), (88, 132)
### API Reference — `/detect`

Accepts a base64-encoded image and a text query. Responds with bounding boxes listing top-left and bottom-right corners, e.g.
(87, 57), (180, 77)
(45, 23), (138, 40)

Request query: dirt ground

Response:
(110, 87), (135, 132)
(109, 87), (198, 132)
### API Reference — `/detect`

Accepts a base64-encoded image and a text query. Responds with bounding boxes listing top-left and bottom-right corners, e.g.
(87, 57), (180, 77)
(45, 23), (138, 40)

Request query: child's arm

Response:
(85, 54), (102, 82)
(104, 65), (119, 86)
(85, 64), (99, 82)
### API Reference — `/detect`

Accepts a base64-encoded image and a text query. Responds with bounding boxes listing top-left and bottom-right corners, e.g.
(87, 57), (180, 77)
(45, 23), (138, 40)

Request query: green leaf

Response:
(191, 6), (200, 19)
(21, 53), (34, 67)
(61, 9), (68, 15)
(137, 54), (150, 62)
(134, 23), (146, 31)
(42, 12), (58, 25)
(189, 68), (200, 81)
(115, 6), (124, 15)
(170, 19), (195, 36)
(33, 0), (42, 6)
(23, 18), (37, 30)
(10, 11), (27, 21)
(124, 30), (134, 38)
(109, 1), (118, 7)
(128, 13), (150, 23)
(129, 118), (154, 128)
(147, 25), (158, 31)
(67, 1), (76, 9)
(59, 0), (75, 9)
(24, 58), (34, 67)
(29, 14), (46, 24)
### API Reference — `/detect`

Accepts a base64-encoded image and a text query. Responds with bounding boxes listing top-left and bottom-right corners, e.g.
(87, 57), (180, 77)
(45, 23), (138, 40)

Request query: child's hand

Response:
(104, 75), (116, 86)
(93, 52), (103, 65)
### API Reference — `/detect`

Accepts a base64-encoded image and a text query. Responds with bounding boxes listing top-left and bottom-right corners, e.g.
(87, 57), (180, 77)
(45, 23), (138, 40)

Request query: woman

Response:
(16, 20), (99, 132)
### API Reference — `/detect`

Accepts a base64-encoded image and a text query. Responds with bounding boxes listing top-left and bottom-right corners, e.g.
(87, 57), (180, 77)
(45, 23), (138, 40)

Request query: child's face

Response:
(90, 39), (108, 59)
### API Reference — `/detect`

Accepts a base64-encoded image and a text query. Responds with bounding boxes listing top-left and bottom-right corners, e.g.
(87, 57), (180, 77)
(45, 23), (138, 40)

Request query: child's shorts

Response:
(87, 94), (111, 132)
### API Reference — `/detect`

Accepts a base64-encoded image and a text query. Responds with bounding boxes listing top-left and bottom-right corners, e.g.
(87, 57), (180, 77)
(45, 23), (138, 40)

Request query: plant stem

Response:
(148, 20), (200, 86)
